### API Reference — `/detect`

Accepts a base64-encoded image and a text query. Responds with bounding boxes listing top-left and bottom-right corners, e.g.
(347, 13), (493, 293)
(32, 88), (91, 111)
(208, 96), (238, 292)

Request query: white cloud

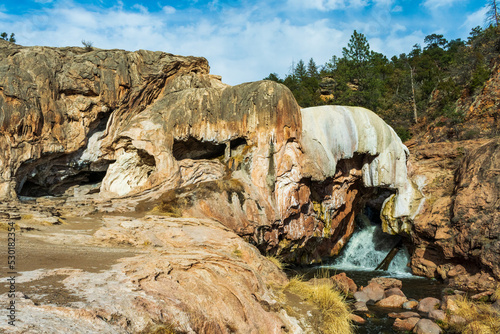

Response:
(462, 6), (488, 31)
(286, 0), (368, 11)
(392, 5), (402, 12)
(132, 4), (149, 14)
(162, 6), (176, 14)
(0, 0), (487, 85)
(423, 0), (465, 10)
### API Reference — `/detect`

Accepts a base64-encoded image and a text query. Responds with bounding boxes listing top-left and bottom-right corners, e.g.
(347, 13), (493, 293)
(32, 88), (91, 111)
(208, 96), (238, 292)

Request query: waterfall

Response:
(330, 221), (411, 276)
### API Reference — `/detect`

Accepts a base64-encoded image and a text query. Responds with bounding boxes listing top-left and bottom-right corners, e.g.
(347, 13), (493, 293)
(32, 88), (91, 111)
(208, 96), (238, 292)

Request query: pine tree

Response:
(342, 30), (371, 64)
(294, 59), (307, 81)
(307, 58), (319, 78)
(1, 32), (15, 43)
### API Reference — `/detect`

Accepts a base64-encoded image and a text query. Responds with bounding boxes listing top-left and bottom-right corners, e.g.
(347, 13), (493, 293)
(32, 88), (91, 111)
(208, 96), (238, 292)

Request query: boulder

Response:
(361, 282), (385, 303)
(393, 317), (420, 331)
(403, 300), (419, 310)
(353, 301), (369, 312)
(376, 295), (408, 308)
(413, 319), (442, 334)
(440, 295), (459, 313)
(428, 309), (446, 321)
(417, 297), (440, 313)
(354, 291), (369, 303)
(385, 287), (406, 298)
(449, 315), (467, 326)
(331, 272), (357, 294)
(368, 277), (403, 290)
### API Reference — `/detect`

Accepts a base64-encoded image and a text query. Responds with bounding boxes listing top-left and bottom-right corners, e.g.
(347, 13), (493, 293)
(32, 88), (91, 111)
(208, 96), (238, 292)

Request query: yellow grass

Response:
(266, 255), (285, 270)
(448, 295), (500, 334)
(285, 277), (354, 334)
(493, 286), (500, 301)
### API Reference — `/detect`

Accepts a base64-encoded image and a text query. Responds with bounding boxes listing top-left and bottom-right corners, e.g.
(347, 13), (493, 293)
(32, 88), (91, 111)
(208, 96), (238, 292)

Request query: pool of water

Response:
(286, 220), (446, 333)
(288, 266), (445, 333)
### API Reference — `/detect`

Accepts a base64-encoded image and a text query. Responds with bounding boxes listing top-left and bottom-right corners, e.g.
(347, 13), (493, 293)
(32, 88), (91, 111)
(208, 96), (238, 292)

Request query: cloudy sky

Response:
(0, 0), (489, 85)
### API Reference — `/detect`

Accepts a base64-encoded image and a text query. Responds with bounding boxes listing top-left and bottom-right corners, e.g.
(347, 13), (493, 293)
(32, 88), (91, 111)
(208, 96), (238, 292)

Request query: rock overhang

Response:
(0, 41), (422, 264)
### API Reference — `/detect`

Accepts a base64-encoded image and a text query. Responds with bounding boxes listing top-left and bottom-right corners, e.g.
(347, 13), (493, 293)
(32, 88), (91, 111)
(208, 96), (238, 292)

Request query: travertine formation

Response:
(0, 40), (415, 264)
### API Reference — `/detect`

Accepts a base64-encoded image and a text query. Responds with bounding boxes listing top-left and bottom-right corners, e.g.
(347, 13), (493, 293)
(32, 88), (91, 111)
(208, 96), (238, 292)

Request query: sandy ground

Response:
(0, 214), (138, 306)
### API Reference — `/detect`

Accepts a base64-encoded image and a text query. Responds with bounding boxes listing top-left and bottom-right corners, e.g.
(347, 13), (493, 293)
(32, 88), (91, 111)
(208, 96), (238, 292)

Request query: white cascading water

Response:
(331, 223), (412, 276)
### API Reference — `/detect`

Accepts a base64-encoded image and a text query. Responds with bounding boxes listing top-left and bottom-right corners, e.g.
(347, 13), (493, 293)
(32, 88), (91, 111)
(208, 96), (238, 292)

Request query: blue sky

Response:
(0, 0), (489, 85)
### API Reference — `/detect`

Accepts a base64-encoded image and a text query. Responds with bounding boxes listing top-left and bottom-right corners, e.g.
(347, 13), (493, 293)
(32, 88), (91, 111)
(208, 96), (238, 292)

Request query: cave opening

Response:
(230, 137), (247, 150)
(173, 137), (226, 160)
(18, 169), (108, 198)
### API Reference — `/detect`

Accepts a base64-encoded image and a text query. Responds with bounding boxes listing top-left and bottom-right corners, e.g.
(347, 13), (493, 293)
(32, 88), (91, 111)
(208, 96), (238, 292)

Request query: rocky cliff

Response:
(0, 40), (417, 265)
(405, 58), (500, 292)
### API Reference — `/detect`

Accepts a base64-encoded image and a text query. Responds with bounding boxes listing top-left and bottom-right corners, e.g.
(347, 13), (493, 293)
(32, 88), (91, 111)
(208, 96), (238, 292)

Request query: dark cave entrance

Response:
(18, 170), (108, 197)
(173, 136), (248, 161)
(173, 137), (226, 160)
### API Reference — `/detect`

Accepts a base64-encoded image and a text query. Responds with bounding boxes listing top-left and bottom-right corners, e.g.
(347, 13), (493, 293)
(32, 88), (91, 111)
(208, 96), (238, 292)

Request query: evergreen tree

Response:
(294, 59), (307, 81)
(1, 32), (15, 43)
(342, 30), (371, 64)
(307, 58), (319, 78)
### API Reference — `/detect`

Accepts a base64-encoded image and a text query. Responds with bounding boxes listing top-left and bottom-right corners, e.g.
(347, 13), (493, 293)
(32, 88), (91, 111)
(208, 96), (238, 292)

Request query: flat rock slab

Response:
(388, 311), (420, 319)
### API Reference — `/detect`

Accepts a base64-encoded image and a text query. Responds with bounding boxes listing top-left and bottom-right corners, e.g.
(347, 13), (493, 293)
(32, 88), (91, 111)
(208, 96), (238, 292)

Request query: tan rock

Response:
(376, 295), (408, 308)
(349, 314), (366, 324)
(388, 311), (420, 319)
(413, 318), (442, 334)
(393, 317), (420, 331)
(331, 272), (357, 294)
(353, 301), (369, 312)
(403, 300), (419, 310)
(361, 282), (385, 303)
(385, 287), (406, 298)
(417, 297), (440, 313)
(368, 277), (403, 290)
(428, 309), (446, 321)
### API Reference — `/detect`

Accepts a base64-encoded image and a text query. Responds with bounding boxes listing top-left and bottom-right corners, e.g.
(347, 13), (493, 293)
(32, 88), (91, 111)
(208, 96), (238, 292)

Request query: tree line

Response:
(264, 25), (499, 141)
(1, 32), (15, 42)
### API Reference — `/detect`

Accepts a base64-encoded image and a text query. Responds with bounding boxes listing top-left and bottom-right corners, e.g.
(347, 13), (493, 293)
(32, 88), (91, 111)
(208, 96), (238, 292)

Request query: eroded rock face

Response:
(0, 40), (213, 199)
(0, 41), (416, 266)
(408, 138), (500, 291)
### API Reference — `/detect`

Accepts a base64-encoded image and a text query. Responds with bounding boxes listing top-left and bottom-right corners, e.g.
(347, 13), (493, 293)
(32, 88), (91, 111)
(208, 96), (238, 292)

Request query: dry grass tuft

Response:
(285, 276), (353, 334)
(493, 286), (500, 302)
(448, 295), (500, 334)
(266, 255), (285, 270)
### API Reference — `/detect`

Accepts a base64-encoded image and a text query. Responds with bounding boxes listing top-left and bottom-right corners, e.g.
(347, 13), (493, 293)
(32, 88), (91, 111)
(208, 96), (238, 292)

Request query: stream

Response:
(288, 220), (445, 333)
